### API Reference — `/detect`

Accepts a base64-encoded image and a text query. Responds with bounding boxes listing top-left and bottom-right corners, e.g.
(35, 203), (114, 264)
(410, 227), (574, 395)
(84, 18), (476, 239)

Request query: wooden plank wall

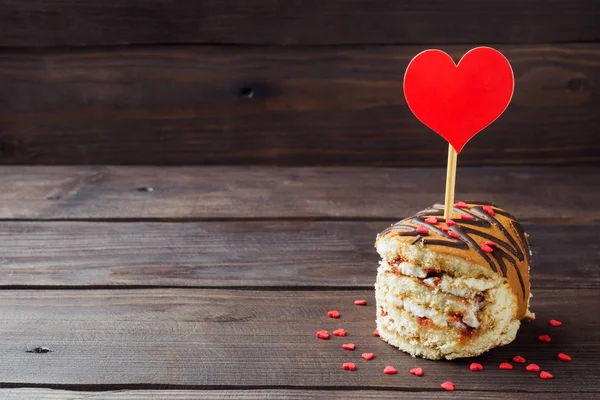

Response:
(0, 1), (599, 165)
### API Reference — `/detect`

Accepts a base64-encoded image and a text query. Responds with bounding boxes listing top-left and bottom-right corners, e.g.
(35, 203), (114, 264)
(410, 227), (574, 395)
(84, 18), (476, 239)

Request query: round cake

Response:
(374, 201), (534, 360)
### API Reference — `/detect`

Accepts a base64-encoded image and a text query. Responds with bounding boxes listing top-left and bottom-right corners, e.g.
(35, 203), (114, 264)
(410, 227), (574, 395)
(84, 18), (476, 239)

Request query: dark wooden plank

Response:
(0, 221), (597, 288)
(0, 289), (597, 391)
(0, 166), (598, 220)
(1, 1), (599, 46)
(0, 45), (599, 165)
(4, 389), (600, 399)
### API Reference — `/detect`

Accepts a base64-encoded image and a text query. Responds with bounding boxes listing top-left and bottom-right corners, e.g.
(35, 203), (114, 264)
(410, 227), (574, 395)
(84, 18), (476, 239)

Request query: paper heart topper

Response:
(403, 47), (514, 153)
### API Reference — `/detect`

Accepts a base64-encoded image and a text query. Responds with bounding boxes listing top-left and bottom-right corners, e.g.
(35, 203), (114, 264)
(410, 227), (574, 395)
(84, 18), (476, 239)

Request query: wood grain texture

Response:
(0, 45), (599, 165)
(0, 289), (597, 391)
(1, 1), (599, 46)
(0, 166), (598, 220)
(4, 389), (600, 399)
(0, 221), (597, 288)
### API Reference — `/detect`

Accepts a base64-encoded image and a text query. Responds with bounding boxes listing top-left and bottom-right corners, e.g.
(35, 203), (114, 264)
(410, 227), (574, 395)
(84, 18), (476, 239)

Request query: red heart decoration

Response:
(403, 47), (514, 153)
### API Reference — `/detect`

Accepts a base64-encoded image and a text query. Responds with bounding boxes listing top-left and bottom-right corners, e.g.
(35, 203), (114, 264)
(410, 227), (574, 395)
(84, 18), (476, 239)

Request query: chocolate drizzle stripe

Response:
(445, 225), (499, 274)
(460, 227), (519, 258)
(469, 206), (524, 261)
(511, 221), (531, 263)
(463, 200), (496, 206)
(492, 247), (527, 299)
(420, 238), (469, 250)
(493, 208), (521, 222)
(380, 203), (529, 299)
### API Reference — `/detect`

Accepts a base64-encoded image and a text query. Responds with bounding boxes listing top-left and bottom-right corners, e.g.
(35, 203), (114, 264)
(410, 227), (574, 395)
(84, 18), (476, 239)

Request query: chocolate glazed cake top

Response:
(377, 201), (532, 319)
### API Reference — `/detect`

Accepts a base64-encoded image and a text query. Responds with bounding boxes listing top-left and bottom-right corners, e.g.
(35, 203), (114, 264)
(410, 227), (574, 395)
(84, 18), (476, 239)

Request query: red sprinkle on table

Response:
(499, 362), (513, 370)
(455, 201), (468, 208)
(361, 353), (375, 360)
(328, 310), (340, 319)
(342, 343), (355, 351)
(440, 381), (455, 391)
(469, 363), (483, 371)
(425, 217), (438, 224)
(483, 205), (495, 215)
(558, 353), (572, 362)
(410, 367), (424, 376)
(446, 219), (457, 226)
(316, 330), (329, 339)
(540, 371), (553, 379)
(461, 213), (474, 220)
(480, 244), (494, 253)
(416, 226), (429, 234)
(538, 334), (551, 343)
(484, 240), (497, 247)
(449, 231), (460, 239)
(373, 329), (380, 337)
(333, 328), (346, 337)
(526, 364), (540, 372)
(342, 362), (357, 371)
(513, 356), (526, 363)
(354, 299), (367, 306)
(549, 319), (562, 327)
(383, 366), (398, 375)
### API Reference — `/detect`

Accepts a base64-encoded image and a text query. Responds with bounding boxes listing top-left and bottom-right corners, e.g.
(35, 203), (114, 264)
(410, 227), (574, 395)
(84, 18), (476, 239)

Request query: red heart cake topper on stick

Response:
(403, 47), (514, 218)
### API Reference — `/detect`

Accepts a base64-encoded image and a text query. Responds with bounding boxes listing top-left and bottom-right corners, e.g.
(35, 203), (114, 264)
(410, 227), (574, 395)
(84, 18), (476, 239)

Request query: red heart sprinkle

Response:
(328, 310), (340, 319)
(461, 213), (474, 220)
(484, 240), (497, 247)
(425, 217), (438, 224)
(383, 366), (397, 375)
(446, 219), (457, 226)
(373, 329), (380, 337)
(410, 367), (424, 376)
(538, 334), (551, 343)
(483, 205), (495, 215)
(440, 381), (455, 391)
(480, 244), (494, 253)
(354, 299), (367, 306)
(342, 343), (355, 351)
(316, 330), (329, 339)
(526, 363), (540, 372)
(549, 319), (562, 327)
(333, 328), (346, 337)
(342, 362), (357, 371)
(540, 371), (553, 379)
(416, 226), (429, 234)
(449, 231), (460, 239)
(455, 201), (468, 208)
(513, 356), (526, 363)
(558, 353), (571, 362)
(469, 363), (483, 371)
(499, 362), (513, 370)
(361, 352), (375, 360)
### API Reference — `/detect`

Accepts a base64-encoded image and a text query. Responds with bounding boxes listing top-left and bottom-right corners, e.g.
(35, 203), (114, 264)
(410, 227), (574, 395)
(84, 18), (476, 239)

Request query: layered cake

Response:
(375, 201), (534, 360)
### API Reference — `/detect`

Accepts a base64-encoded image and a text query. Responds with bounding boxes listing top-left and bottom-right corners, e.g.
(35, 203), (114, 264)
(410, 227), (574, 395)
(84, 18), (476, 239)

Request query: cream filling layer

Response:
(383, 260), (494, 299)
(380, 260), (484, 329)
(385, 293), (480, 329)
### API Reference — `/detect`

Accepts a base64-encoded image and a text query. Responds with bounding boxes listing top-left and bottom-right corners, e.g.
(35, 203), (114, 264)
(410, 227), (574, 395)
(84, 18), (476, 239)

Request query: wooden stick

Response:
(444, 145), (458, 219)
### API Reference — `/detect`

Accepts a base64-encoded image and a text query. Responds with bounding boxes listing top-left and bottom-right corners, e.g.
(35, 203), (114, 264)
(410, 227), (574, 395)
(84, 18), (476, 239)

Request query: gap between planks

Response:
(0, 382), (598, 400)
(0, 217), (598, 223)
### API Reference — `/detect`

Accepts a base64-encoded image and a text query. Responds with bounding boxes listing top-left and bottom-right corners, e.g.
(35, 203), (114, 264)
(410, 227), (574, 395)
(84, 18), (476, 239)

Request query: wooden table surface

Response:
(0, 165), (598, 399)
